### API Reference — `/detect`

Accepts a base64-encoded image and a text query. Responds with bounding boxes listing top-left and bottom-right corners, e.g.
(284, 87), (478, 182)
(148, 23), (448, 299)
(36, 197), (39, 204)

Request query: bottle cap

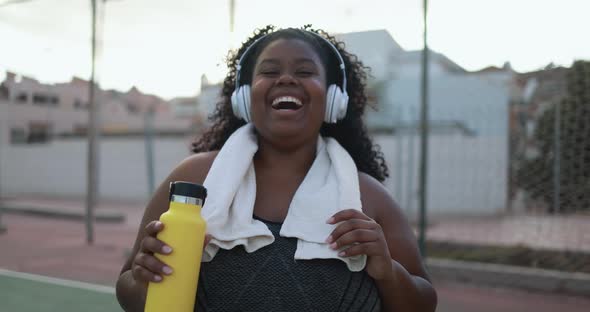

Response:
(169, 181), (207, 201)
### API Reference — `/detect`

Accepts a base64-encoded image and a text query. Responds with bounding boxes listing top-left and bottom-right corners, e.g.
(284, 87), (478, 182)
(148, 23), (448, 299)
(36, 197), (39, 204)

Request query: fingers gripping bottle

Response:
(145, 181), (207, 312)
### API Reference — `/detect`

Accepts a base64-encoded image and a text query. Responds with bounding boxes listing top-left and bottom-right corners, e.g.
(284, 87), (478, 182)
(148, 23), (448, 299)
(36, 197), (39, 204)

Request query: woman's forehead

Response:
(255, 38), (323, 65)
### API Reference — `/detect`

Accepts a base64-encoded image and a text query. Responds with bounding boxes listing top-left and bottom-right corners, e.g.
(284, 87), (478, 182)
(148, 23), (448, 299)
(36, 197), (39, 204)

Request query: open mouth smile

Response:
(271, 96), (303, 110)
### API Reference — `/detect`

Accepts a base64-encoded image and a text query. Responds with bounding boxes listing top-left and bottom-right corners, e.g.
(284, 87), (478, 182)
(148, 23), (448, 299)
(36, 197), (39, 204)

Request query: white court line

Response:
(0, 268), (116, 294)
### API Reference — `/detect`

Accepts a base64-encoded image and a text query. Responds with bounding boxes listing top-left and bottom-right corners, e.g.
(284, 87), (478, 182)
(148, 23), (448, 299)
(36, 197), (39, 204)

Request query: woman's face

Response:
(249, 38), (327, 143)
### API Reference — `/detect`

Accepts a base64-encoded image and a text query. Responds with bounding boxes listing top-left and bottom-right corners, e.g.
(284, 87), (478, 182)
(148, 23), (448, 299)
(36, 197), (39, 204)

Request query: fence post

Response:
(552, 102), (561, 214)
(144, 107), (156, 196)
(0, 119), (6, 234)
(418, 0), (430, 256)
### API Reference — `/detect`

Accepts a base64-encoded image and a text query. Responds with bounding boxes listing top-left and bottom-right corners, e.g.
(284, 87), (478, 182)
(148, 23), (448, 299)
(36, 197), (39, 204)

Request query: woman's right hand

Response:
(131, 221), (212, 284)
(131, 221), (173, 284)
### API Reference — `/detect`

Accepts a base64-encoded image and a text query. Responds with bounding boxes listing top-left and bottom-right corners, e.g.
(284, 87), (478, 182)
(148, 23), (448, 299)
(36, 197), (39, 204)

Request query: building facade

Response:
(0, 71), (196, 145)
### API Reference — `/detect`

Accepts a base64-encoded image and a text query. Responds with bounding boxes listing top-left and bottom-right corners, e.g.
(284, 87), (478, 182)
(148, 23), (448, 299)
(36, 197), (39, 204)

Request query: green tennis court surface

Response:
(0, 269), (121, 312)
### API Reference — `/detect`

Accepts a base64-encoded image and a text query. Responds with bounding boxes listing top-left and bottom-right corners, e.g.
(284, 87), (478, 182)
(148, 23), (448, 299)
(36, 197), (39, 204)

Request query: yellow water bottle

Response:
(145, 181), (207, 312)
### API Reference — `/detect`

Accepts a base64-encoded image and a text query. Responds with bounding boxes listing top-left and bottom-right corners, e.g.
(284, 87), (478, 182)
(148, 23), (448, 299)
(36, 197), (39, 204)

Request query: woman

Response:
(116, 25), (437, 311)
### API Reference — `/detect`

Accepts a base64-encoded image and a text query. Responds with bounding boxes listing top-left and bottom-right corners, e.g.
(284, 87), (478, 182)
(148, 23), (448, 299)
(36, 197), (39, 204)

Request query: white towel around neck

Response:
(201, 124), (367, 271)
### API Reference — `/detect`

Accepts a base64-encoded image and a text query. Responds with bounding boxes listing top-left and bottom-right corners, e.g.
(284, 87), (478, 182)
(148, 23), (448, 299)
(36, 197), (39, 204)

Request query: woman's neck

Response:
(254, 135), (318, 175)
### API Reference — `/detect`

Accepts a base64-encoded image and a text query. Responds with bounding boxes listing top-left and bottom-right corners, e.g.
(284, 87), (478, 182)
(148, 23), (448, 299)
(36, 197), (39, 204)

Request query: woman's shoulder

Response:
(357, 173), (431, 283)
(169, 151), (219, 185)
(357, 171), (400, 222)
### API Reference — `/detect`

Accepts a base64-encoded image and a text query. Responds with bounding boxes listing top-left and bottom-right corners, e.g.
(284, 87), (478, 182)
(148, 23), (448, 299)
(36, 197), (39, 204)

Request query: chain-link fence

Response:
(513, 61), (590, 215)
(389, 61), (590, 274)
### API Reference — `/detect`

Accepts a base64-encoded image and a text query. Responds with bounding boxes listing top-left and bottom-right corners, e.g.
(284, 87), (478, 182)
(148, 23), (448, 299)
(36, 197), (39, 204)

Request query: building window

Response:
(73, 124), (88, 135)
(0, 83), (8, 100)
(50, 96), (60, 106)
(10, 128), (27, 144)
(74, 99), (87, 110)
(16, 92), (28, 103)
(126, 101), (140, 114)
(27, 122), (52, 143)
(33, 93), (49, 105)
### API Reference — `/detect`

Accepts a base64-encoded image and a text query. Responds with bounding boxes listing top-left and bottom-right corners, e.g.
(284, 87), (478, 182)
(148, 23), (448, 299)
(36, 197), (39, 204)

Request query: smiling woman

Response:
(116, 25), (437, 312)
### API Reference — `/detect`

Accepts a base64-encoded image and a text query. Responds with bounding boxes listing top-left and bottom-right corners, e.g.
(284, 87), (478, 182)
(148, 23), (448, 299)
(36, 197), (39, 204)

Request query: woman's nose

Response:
(275, 73), (297, 86)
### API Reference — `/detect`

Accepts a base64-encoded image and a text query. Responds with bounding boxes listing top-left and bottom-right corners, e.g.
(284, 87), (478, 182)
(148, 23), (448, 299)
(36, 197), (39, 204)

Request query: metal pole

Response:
(418, 0), (430, 256)
(229, 0), (235, 32)
(552, 103), (561, 214)
(144, 107), (155, 196)
(86, 0), (104, 244)
(0, 118), (6, 234)
(506, 111), (513, 214)
(406, 107), (417, 219)
(228, 0), (236, 50)
(395, 106), (404, 208)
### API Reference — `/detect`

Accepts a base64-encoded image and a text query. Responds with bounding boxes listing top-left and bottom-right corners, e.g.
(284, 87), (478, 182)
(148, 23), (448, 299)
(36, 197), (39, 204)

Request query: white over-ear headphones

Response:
(231, 30), (349, 124)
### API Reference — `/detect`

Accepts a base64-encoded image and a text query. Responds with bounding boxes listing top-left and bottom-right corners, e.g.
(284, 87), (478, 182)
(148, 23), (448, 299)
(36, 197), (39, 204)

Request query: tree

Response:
(516, 61), (590, 213)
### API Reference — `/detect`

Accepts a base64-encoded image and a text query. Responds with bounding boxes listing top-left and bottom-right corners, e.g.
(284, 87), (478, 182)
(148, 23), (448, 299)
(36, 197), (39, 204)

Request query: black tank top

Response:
(195, 216), (381, 312)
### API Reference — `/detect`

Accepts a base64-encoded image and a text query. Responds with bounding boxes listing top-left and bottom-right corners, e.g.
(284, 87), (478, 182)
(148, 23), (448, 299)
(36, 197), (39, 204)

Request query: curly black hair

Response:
(192, 25), (389, 182)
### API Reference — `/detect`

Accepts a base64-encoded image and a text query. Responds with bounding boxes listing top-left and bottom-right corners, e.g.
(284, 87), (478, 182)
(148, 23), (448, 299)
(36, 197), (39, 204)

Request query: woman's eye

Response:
(260, 70), (279, 76)
(296, 70), (314, 76)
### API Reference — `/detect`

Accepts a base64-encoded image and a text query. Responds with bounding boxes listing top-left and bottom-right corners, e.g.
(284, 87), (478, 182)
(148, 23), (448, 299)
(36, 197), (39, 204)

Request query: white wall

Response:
(375, 133), (508, 218)
(0, 137), (194, 202)
(0, 133), (507, 217)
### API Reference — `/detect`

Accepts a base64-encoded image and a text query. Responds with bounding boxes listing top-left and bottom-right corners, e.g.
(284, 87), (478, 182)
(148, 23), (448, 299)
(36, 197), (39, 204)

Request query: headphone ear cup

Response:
(231, 89), (242, 119)
(242, 85), (252, 122)
(324, 84), (348, 123)
(325, 85), (337, 123)
(231, 85), (252, 122)
(337, 90), (349, 121)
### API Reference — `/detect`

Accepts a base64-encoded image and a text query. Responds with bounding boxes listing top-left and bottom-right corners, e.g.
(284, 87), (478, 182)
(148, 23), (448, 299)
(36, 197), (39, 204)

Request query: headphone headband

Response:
(234, 29), (347, 93)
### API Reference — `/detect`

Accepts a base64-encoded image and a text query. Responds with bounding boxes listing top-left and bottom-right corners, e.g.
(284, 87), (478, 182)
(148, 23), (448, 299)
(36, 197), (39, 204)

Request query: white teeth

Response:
(271, 96), (303, 108)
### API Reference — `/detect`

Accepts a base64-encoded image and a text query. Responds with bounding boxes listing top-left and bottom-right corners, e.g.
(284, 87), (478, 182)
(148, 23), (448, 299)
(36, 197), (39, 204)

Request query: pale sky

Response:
(0, 0), (588, 99)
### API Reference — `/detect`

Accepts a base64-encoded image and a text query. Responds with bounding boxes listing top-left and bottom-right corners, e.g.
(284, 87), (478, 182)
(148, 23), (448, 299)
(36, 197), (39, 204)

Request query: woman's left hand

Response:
(326, 209), (394, 281)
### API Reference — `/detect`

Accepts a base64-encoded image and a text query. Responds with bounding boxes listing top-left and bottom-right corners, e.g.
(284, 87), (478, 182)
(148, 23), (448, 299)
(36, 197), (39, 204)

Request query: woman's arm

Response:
(327, 172), (437, 312)
(116, 152), (217, 311)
